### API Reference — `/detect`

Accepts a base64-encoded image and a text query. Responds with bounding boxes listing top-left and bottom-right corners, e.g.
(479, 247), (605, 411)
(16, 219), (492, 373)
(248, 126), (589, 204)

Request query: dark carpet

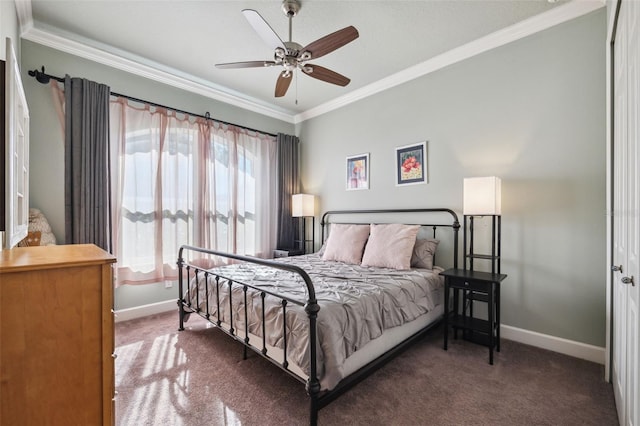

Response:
(115, 311), (618, 426)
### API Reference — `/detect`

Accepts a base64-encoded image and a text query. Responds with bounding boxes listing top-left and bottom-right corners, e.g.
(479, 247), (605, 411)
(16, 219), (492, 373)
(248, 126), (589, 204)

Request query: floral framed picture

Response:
(346, 153), (369, 190)
(395, 141), (427, 186)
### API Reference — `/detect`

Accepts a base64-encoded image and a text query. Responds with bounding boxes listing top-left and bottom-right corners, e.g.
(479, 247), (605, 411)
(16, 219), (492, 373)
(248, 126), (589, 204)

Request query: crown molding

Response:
(14, 0), (33, 35)
(21, 26), (296, 124)
(293, 0), (606, 123)
(18, 0), (604, 126)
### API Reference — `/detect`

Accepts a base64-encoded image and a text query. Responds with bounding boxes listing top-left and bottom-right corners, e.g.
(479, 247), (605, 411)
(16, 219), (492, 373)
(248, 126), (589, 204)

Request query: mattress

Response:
(184, 253), (444, 390)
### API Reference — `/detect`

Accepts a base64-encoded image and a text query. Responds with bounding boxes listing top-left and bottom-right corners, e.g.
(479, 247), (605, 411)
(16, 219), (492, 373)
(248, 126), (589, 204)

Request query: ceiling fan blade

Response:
(301, 26), (359, 60)
(302, 64), (350, 87)
(242, 9), (286, 51)
(215, 61), (276, 69)
(275, 71), (293, 97)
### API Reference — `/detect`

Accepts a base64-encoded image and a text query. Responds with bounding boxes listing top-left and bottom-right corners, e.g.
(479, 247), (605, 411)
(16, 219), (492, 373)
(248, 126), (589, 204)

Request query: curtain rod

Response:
(27, 66), (279, 138)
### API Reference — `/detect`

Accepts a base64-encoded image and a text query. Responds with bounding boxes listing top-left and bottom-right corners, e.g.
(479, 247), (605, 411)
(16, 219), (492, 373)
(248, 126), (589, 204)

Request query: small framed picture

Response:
(395, 141), (427, 186)
(346, 153), (369, 190)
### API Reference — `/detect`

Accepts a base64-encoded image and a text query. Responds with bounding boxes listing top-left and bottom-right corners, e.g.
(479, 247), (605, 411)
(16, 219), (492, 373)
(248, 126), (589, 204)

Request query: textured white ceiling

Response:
(29, 0), (575, 116)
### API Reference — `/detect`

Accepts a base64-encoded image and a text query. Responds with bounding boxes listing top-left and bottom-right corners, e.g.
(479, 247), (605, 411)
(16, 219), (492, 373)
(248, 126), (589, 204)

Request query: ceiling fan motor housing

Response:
(282, 0), (301, 17)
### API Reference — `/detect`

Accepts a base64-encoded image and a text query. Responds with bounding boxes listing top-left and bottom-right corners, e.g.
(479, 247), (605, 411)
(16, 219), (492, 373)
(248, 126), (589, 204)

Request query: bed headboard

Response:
(320, 208), (460, 269)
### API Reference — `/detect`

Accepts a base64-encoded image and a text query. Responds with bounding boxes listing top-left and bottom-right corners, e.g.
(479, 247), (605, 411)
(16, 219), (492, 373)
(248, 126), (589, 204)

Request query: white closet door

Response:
(612, 1), (639, 425)
(612, 5), (627, 418)
(625, 1), (639, 424)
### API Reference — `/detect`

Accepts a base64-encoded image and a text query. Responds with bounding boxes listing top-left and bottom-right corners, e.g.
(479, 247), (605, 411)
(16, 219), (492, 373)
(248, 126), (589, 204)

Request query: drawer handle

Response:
(611, 265), (623, 272)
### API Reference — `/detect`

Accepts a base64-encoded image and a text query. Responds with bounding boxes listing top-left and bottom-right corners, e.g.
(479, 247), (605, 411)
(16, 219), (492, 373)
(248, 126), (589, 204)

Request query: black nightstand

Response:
(440, 268), (507, 365)
(273, 248), (305, 258)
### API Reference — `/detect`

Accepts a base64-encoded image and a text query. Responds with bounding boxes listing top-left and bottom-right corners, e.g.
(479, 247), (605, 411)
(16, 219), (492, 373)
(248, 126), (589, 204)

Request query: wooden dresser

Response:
(0, 244), (116, 425)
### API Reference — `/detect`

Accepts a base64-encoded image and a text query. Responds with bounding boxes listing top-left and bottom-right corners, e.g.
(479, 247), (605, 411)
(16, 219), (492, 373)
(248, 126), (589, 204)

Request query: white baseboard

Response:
(501, 324), (605, 365)
(114, 302), (606, 364)
(114, 299), (177, 323)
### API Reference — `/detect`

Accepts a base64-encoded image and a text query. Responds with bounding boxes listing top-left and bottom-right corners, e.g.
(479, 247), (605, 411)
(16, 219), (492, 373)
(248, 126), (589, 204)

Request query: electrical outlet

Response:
(165, 281), (173, 289)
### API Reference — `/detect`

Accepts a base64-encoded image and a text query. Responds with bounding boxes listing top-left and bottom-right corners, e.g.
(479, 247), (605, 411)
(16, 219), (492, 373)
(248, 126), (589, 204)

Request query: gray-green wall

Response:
(299, 10), (606, 346)
(20, 40), (294, 310)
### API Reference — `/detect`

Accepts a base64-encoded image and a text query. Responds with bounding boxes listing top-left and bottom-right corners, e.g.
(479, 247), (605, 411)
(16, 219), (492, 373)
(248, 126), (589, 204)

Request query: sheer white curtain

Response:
(205, 124), (278, 258)
(110, 98), (277, 285)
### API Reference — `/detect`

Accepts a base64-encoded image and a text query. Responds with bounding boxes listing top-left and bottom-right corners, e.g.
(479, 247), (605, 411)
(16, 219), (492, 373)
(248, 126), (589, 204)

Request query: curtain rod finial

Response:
(28, 66), (51, 84)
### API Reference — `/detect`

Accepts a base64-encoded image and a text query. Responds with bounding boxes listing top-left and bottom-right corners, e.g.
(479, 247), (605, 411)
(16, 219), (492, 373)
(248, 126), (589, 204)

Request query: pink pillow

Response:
(321, 224), (371, 264)
(361, 224), (420, 270)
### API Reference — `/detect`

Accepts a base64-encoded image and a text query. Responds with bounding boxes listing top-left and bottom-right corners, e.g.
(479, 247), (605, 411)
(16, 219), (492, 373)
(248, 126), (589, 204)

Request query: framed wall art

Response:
(346, 153), (369, 190)
(395, 141), (427, 186)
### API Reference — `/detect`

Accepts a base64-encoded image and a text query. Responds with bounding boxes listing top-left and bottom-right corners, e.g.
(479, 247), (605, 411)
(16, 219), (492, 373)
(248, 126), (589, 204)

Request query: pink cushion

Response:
(322, 224), (371, 264)
(361, 224), (420, 270)
(410, 238), (440, 269)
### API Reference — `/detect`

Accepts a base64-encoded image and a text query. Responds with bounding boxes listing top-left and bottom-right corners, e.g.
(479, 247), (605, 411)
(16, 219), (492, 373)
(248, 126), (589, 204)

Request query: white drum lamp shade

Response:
(292, 194), (315, 217)
(463, 177), (502, 216)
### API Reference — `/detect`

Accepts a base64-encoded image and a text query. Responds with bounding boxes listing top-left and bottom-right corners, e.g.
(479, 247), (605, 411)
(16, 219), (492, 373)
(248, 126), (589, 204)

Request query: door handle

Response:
(621, 276), (634, 286)
(611, 265), (623, 272)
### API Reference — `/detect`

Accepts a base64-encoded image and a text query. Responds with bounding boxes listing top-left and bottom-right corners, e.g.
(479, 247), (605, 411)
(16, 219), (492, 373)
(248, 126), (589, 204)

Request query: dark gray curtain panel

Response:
(64, 76), (111, 251)
(276, 133), (300, 249)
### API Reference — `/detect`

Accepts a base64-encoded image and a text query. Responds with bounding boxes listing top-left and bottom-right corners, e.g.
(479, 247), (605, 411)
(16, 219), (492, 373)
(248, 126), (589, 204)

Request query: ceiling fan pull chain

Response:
(295, 69), (298, 105)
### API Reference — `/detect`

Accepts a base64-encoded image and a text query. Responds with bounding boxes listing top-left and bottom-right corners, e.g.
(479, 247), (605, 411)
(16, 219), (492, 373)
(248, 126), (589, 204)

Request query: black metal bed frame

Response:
(177, 208), (460, 425)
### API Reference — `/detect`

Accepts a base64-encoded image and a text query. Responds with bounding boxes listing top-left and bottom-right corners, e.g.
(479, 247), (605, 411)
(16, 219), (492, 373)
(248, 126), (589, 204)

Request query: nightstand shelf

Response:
(448, 315), (493, 332)
(465, 253), (501, 261)
(440, 268), (507, 365)
(449, 316), (498, 343)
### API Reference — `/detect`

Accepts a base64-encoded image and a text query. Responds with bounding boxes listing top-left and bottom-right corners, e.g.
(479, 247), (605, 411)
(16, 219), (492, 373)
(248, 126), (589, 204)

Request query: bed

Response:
(177, 208), (460, 425)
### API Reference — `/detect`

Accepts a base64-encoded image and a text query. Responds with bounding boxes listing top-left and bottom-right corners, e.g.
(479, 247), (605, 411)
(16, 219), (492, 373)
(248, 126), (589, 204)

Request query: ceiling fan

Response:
(215, 0), (359, 98)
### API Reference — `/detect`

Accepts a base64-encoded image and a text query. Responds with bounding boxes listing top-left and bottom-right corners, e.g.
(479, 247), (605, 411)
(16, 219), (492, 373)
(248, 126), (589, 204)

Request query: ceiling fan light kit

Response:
(215, 0), (359, 98)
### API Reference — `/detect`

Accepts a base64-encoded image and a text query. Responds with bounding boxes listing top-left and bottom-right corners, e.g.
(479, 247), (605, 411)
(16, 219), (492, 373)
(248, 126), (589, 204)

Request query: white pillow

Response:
(361, 224), (420, 270)
(321, 224), (371, 264)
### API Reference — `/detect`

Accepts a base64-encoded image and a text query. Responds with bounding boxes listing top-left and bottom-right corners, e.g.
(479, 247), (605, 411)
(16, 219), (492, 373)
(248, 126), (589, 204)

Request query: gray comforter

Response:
(185, 253), (443, 390)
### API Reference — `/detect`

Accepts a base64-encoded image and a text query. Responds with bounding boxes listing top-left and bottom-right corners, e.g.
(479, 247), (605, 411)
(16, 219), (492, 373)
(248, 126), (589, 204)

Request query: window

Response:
(110, 100), (277, 285)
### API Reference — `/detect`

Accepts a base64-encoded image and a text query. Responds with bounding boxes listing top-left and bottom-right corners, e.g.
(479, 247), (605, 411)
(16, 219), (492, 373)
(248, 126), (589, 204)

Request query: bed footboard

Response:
(176, 245), (322, 425)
